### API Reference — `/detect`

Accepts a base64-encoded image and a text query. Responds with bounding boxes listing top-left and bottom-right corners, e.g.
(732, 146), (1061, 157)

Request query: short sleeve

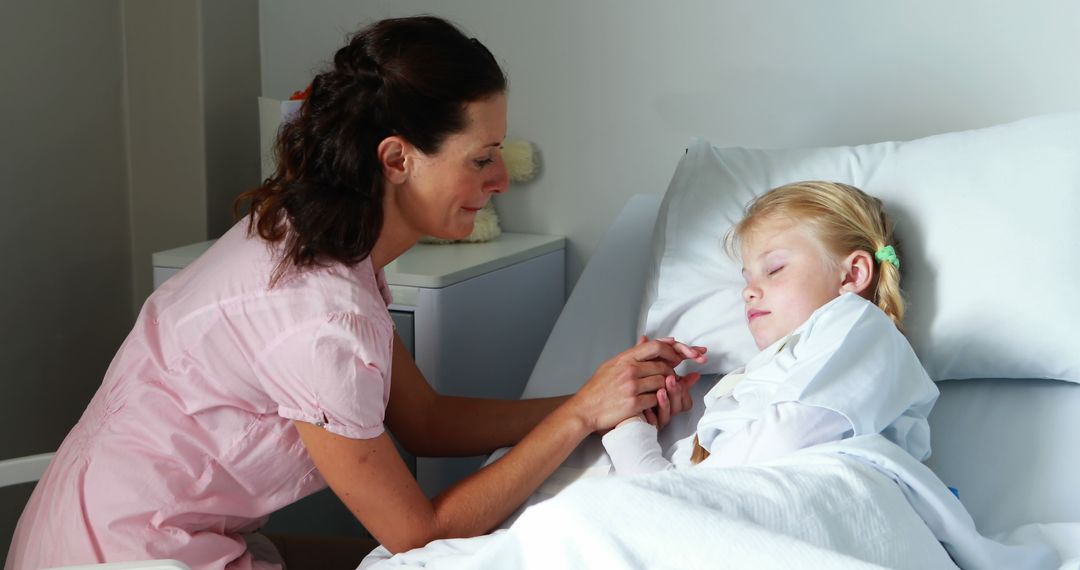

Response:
(254, 312), (394, 439)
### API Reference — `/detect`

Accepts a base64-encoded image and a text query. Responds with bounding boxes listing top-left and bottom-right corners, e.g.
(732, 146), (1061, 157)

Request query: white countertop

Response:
(151, 240), (217, 269)
(151, 233), (565, 288)
(386, 233), (564, 287)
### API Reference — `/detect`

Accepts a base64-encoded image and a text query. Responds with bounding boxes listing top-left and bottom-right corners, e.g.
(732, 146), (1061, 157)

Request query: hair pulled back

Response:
(235, 16), (507, 283)
(732, 181), (905, 331)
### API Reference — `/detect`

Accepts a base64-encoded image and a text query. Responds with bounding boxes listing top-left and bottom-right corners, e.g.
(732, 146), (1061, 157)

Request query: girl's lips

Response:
(747, 309), (770, 322)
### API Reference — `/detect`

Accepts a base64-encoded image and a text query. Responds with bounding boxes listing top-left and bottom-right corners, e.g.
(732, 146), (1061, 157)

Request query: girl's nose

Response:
(742, 284), (760, 303)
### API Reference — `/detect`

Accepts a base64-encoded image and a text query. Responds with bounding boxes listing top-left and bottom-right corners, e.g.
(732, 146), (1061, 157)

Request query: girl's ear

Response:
(839, 250), (875, 296)
(377, 135), (410, 185)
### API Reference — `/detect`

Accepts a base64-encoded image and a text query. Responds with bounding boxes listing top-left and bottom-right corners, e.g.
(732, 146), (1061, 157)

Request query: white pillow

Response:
(639, 112), (1080, 383)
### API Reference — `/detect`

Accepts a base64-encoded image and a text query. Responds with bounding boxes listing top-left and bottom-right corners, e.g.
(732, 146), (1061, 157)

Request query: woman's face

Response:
(397, 93), (509, 240)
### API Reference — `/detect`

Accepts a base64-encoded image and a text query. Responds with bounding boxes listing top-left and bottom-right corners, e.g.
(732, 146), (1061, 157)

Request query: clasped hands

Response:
(571, 335), (708, 434)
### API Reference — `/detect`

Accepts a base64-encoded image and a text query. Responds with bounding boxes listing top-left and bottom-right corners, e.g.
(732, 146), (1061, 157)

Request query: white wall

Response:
(259, 0), (1080, 290)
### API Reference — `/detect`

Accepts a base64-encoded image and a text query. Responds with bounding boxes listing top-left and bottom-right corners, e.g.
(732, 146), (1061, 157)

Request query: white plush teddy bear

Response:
(421, 138), (539, 244)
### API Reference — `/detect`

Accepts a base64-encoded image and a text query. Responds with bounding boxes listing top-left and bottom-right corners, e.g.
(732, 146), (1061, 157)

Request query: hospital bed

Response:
(363, 112), (1080, 568)
(519, 193), (1080, 555)
(527, 193), (1080, 540)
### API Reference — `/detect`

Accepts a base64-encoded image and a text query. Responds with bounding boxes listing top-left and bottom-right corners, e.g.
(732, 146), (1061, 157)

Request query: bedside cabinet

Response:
(384, 233), (565, 496)
(152, 233), (566, 499)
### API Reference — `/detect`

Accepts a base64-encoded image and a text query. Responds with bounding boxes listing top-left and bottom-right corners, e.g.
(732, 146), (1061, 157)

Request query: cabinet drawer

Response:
(389, 309), (415, 357)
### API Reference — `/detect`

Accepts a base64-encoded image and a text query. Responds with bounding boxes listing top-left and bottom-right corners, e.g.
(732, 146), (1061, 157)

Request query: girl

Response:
(603, 181), (938, 473)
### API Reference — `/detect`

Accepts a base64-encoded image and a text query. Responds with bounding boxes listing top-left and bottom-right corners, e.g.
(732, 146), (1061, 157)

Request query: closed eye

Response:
(767, 266), (784, 276)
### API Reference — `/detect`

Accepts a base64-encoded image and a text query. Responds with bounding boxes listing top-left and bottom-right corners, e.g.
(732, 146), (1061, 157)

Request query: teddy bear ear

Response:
(503, 139), (539, 183)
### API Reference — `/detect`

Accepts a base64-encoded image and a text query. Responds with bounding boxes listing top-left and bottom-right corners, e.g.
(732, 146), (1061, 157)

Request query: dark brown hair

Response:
(235, 16), (507, 284)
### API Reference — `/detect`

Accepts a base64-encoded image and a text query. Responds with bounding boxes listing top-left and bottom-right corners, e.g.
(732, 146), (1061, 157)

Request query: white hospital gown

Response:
(604, 293), (940, 474)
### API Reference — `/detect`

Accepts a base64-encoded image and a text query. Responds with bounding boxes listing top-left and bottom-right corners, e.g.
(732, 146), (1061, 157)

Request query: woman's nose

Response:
(486, 156), (510, 194)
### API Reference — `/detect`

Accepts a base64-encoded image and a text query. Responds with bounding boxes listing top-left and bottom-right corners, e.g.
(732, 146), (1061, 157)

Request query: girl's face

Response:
(397, 93), (509, 240)
(740, 217), (845, 349)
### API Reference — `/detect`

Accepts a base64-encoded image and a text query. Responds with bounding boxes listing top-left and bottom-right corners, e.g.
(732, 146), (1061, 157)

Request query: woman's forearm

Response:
(428, 402), (590, 540)
(409, 394), (570, 457)
(378, 338), (689, 550)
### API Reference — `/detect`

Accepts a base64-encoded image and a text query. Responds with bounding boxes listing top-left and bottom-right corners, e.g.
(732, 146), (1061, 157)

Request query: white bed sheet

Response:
(366, 436), (967, 569)
(366, 434), (1069, 569)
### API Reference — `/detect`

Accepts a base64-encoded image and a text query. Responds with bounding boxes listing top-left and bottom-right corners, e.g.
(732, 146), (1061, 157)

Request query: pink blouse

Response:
(6, 221), (395, 570)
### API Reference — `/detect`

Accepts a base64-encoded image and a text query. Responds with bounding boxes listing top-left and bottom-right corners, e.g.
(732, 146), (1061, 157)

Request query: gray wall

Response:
(126, 0), (262, 308)
(259, 0), (1080, 292)
(1, 0), (260, 560)
(124, 1), (209, 308)
(0, 0), (133, 558)
(202, 1), (263, 237)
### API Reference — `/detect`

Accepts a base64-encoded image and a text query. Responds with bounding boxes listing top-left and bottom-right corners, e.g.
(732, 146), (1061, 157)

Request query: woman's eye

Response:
(474, 157), (495, 168)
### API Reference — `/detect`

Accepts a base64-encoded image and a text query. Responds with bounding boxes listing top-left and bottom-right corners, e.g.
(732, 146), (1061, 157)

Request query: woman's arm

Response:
(298, 332), (692, 553)
(385, 333), (705, 457)
(396, 394), (569, 456)
(296, 404), (587, 553)
(383, 331), (567, 456)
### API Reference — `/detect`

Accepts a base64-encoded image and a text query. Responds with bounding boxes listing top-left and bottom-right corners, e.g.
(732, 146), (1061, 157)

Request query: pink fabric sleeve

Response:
(254, 312), (393, 439)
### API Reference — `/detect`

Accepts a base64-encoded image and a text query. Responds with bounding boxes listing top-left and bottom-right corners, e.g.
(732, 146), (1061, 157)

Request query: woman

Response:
(6, 16), (703, 570)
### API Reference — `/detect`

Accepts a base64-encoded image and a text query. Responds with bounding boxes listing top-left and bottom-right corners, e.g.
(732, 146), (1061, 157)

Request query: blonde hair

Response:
(691, 181), (904, 465)
(734, 181), (904, 328)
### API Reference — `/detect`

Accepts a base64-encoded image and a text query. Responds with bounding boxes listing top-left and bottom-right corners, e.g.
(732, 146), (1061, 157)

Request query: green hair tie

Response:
(875, 245), (900, 269)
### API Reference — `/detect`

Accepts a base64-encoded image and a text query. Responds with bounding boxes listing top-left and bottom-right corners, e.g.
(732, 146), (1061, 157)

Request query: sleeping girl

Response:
(359, 180), (1056, 569)
(603, 181), (939, 473)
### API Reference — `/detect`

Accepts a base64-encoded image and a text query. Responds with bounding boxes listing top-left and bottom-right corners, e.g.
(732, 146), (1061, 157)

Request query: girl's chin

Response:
(752, 333), (777, 350)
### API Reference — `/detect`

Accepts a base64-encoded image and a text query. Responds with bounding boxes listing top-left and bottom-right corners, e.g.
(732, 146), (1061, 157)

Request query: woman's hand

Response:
(568, 337), (706, 433)
(640, 336), (707, 430)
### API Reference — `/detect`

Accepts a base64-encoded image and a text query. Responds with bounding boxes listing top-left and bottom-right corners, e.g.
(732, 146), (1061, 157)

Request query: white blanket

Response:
(360, 435), (1058, 569)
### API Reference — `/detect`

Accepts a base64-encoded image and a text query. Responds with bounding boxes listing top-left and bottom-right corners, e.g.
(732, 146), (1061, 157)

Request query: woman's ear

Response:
(377, 136), (409, 185)
(839, 250), (875, 296)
